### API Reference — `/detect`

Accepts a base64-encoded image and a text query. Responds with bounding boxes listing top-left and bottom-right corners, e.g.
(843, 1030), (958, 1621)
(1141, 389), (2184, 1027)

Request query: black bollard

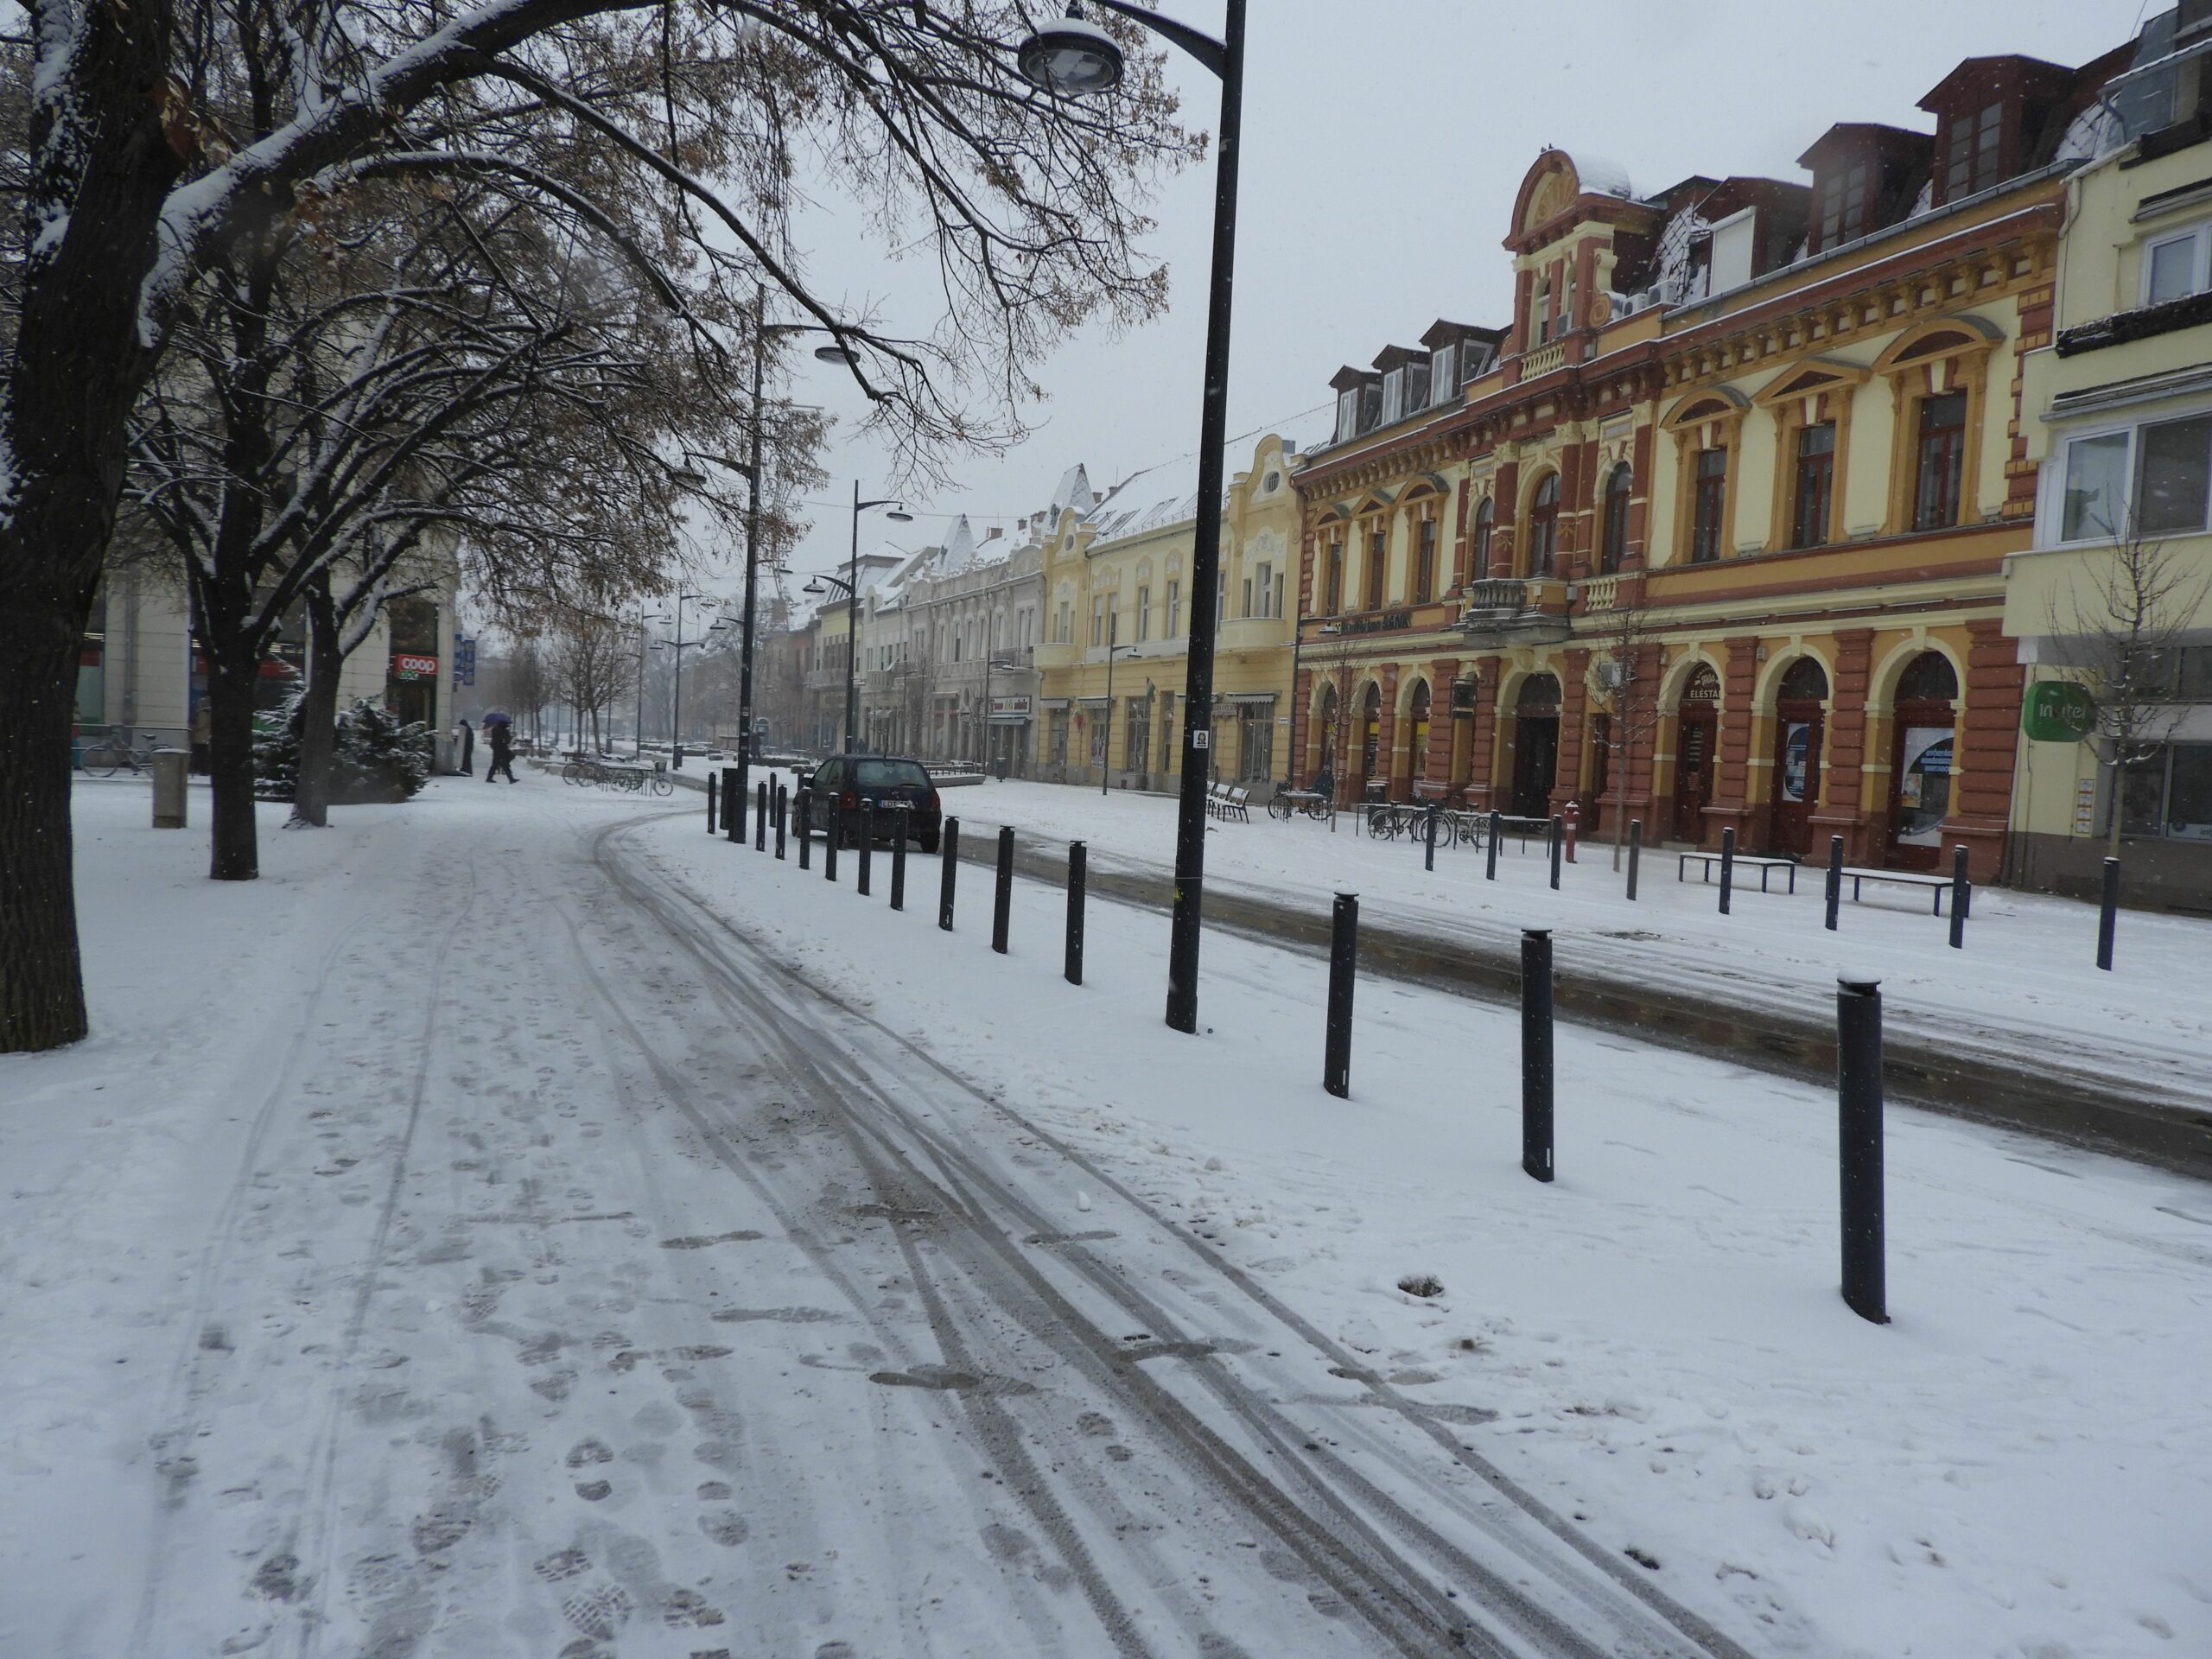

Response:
(774, 784), (788, 860)
(728, 768), (743, 843)
(796, 790), (811, 870)
(707, 771), (718, 836)
(1948, 843), (1969, 950)
(755, 782), (767, 850)
(891, 830), (907, 912)
(1424, 801), (1440, 873)
(1626, 819), (1643, 902)
(2097, 856), (2120, 970)
(1548, 815), (1563, 890)
(992, 825), (1014, 954)
(1836, 976), (1888, 1325)
(1323, 893), (1358, 1098)
(1824, 835), (1844, 931)
(1521, 928), (1554, 1183)
(823, 804), (839, 883)
(1486, 810), (1500, 881)
(938, 817), (960, 931)
(858, 803), (874, 895)
(1719, 825), (1736, 915)
(1065, 841), (1086, 986)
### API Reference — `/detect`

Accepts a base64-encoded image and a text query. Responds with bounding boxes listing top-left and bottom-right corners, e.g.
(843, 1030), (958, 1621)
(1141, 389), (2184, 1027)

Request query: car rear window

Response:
(855, 760), (931, 789)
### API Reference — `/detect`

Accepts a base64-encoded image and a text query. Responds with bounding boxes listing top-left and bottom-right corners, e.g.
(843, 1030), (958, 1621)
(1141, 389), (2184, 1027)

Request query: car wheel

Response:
(919, 832), (940, 855)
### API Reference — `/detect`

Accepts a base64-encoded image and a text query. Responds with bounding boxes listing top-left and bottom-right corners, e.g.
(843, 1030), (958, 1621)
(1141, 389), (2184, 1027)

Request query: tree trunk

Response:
(205, 647), (264, 880)
(292, 577), (343, 828)
(0, 607), (94, 1051)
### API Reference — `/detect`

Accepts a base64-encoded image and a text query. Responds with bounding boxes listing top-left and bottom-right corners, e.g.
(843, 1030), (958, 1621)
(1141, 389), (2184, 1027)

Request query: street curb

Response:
(944, 826), (2212, 1180)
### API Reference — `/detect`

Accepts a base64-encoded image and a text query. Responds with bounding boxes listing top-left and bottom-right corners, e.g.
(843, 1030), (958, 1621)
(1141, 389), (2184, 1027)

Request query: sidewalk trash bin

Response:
(152, 748), (189, 830)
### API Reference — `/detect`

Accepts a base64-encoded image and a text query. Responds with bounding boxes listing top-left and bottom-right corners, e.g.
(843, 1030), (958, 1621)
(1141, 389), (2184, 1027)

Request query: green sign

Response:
(2022, 679), (2096, 742)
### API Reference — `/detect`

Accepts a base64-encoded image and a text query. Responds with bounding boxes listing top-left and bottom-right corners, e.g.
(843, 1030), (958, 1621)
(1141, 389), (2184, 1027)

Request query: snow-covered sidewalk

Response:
(3, 773), (2209, 1658)
(849, 774), (2212, 1119)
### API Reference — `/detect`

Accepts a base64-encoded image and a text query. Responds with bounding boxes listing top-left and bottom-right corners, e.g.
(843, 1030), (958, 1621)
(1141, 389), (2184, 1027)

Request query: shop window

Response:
(1236, 702), (1274, 781)
(1791, 423), (1835, 549)
(1912, 391), (1967, 531)
(1050, 709), (1070, 764)
(1413, 515), (1438, 602)
(1126, 698), (1149, 772)
(1690, 448), (1728, 563)
(1526, 472), (1560, 575)
(2144, 224), (2212, 308)
(2120, 743), (2212, 841)
(1600, 463), (1632, 574)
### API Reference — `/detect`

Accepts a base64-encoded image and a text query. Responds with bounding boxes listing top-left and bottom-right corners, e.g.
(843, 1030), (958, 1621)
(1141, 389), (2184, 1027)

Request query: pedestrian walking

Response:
(486, 716), (517, 784)
(456, 717), (475, 775)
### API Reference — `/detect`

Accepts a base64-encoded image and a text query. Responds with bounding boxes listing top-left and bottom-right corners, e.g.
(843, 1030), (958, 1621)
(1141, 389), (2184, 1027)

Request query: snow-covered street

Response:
(5, 772), (2210, 1657)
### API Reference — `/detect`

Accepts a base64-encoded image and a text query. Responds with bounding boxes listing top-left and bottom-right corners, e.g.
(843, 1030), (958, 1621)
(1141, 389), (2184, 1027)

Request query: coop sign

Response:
(391, 652), (439, 682)
(2022, 679), (2095, 742)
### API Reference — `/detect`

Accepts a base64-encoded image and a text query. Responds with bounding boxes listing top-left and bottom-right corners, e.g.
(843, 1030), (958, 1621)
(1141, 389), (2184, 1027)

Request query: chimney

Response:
(983, 525), (1002, 542)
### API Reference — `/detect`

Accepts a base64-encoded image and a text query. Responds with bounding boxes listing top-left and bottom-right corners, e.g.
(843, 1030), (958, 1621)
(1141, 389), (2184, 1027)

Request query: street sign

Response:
(453, 634), (476, 687)
(2023, 679), (2095, 742)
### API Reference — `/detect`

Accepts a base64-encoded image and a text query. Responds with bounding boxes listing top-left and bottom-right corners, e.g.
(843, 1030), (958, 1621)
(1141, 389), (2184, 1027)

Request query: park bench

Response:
(1678, 850), (1800, 893)
(1206, 782), (1251, 823)
(1838, 865), (1953, 914)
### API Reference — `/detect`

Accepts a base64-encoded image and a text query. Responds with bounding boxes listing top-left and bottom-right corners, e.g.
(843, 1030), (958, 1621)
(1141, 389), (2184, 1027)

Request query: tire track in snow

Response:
(595, 814), (1758, 1659)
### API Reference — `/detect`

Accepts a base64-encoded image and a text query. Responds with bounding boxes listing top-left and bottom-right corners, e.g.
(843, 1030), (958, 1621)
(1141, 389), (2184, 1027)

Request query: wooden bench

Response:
(1210, 783), (1251, 823)
(1838, 866), (1952, 914)
(1678, 850), (1799, 893)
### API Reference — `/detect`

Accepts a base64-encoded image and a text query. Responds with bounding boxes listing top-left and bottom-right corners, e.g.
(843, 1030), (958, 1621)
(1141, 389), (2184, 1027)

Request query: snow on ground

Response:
(837, 774), (2212, 1116)
(2, 771), (2207, 1659)
(642, 791), (2212, 1658)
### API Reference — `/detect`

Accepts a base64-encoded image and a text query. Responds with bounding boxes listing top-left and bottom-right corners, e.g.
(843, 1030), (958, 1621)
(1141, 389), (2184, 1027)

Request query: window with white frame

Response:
(2143, 223), (2212, 308)
(1428, 346), (1457, 407)
(1135, 585), (1150, 641)
(2053, 410), (2212, 543)
(1252, 560), (1273, 617)
(1166, 578), (1181, 636)
(1380, 367), (1405, 426)
(1090, 595), (1104, 646)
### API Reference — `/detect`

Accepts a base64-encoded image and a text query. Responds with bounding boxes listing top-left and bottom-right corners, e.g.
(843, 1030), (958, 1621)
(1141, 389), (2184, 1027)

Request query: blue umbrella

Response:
(480, 709), (513, 726)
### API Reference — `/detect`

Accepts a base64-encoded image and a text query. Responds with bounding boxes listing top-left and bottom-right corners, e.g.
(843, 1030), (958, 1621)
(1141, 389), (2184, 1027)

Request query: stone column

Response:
(1706, 637), (1759, 845)
(1809, 626), (1878, 864)
(1946, 617), (2024, 881)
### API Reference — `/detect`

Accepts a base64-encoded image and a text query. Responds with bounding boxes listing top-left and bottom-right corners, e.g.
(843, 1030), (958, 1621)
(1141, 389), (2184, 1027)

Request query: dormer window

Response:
(1816, 159), (1870, 249)
(1381, 367), (1406, 426)
(1335, 388), (1359, 443)
(1428, 346), (1457, 406)
(1943, 102), (2004, 201)
(1402, 355), (1432, 416)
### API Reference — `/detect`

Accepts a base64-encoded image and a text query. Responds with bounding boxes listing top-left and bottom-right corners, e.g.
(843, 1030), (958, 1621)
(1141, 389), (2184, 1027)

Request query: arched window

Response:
(1408, 681), (1433, 784)
(1600, 462), (1633, 575)
(1778, 657), (1829, 702)
(1526, 472), (1560, 576)
(1897, 650), (1959, 704)
(1471, 495), (1495, 575)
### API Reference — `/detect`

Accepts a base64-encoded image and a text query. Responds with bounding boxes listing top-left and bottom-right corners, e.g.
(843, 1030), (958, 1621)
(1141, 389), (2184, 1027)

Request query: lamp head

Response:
(671, 467), (709, 492)
(1017, 6), (1124, 95)
(884, 509), (914, 524)
(812, 344), (854, 365)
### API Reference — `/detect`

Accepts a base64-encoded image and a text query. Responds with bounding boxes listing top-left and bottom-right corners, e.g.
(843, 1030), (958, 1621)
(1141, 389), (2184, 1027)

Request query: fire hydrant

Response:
(1565, 798), (1580, 862)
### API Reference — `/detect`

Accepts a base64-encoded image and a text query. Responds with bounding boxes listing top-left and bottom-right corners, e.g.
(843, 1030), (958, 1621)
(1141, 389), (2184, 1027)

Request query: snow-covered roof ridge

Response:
(1570, 151), (1635, 200)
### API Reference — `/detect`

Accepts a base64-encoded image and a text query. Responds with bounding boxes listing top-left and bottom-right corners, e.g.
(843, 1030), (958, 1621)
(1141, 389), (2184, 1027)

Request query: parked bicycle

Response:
(79, 728), (171, 778)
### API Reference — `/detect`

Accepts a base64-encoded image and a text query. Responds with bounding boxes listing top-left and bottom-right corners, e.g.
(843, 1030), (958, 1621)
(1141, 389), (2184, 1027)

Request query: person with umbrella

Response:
(481, 709), (517, 784)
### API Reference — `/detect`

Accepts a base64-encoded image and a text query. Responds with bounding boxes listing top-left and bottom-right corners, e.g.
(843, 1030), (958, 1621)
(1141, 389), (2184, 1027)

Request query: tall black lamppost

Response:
(806, 486), (911, 753)
(1101, 615), (1135, 796)
(1021, 0), (1245, 1033)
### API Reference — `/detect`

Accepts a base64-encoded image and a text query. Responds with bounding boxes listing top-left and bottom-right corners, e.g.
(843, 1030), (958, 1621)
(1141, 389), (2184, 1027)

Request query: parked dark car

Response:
(802, 753), (943, 853)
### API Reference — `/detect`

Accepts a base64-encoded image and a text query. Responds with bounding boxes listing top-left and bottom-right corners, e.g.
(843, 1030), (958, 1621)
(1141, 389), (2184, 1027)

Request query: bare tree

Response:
(2054, 529), (2209, 855)
(2, 0), (1197, 1050)
(1582, 596), (1664, 869)
(554, 613), (630, 754)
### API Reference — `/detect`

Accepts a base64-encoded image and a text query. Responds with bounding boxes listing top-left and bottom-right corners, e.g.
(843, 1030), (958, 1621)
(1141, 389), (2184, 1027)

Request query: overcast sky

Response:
(755, 0), (2143, 593)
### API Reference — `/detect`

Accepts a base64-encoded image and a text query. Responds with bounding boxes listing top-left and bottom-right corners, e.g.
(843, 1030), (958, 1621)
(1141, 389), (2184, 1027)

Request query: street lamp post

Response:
(1022, 0), (1247, 1033)
(1101, 616), (1135, 797)
(806, 486), (910, 753)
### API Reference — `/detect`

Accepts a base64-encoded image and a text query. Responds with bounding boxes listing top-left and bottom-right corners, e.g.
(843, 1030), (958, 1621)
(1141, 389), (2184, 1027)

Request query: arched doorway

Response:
(1886, 650), (1958, 869)
(1357, 682), (1384, 796)
(1510, 673), (1560, 817)
(1673, 664), (1720, 840)
(1407, 681), (1433, 793)
(1769, 656), (1828, 855)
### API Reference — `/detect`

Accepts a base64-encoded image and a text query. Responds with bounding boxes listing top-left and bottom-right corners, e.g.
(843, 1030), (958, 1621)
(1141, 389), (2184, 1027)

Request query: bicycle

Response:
(80, 728), (168, 777)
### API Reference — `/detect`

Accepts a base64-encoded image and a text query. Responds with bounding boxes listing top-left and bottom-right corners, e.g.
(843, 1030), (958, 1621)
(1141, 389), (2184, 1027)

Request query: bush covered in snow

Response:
(255, 693), (432, 804)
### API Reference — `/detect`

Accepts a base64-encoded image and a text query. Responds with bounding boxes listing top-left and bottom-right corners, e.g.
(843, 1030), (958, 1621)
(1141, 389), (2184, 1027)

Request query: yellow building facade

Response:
(2006, 52), (2212, 910)
(1033, 435), (1304, 791)
(1291, 42), (2140, 882)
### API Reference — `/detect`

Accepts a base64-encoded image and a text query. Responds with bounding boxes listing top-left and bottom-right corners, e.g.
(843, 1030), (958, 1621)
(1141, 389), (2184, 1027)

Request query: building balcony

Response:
(1217, 616), (1292, 654)
(1031, 640), (1081, 671)
(1517, 340), (1567, 378)
(1455, 577), (1571, 647)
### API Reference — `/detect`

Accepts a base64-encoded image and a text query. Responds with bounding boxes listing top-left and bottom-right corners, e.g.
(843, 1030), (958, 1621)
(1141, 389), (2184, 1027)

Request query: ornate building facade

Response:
(1291, 42), (2133, 880)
